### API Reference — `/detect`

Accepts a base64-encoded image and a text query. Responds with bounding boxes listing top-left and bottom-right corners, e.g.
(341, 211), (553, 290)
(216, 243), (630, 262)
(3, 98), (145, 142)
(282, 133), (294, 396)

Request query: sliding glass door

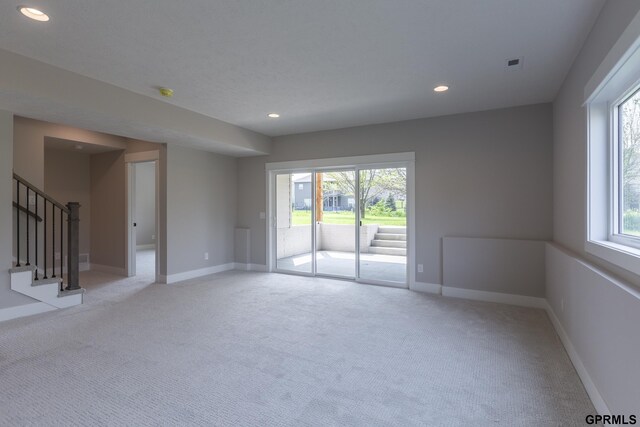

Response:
(272, 163), (409, 287)
(275, 172), (313, 274)
(358, 167), (407, 285)
(315, 170), (356, 278)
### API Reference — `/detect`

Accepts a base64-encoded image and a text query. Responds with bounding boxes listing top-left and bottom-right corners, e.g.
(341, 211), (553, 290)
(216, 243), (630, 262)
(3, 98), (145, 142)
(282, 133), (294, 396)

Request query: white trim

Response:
(124, 150), (160, 163)
(89, 263), (127, 276)
(136, 244), (156, 250)
(585, 240), (640, 277)
(234, 263), (268, 272)
(266, 154), (415, 287)
(0, 302), (56, 322)
(265, 152), (415, 171)
(410, 281), (442, 295)
(125, 155), (161, 283)
(585, 10), (640, 275)
(441, 286), (547, 309)
(161, 262), (236, 284)
(544, 301), (611, 416)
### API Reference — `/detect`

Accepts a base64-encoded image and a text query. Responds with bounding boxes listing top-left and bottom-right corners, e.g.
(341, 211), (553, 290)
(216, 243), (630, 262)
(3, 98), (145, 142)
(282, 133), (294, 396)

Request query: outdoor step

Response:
(377, 226), (407, 234)
(371, 239), (406, 248)
(375, 233), (406, 241)
(368, 247), (407, 256)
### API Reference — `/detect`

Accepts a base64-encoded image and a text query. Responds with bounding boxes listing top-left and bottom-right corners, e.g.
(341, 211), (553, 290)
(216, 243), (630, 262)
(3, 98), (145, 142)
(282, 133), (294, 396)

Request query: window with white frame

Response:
(585, 17), (640, 275)
(616, 89), (640, 242)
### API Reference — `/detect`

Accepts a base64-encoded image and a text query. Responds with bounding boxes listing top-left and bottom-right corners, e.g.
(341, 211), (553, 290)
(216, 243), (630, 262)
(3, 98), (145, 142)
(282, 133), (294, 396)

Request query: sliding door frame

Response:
(266, 152), (415, 289)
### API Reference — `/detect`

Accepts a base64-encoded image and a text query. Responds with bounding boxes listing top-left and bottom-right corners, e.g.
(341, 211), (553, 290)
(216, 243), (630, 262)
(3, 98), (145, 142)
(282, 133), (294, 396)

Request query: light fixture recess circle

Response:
(18, 6), (49, 21)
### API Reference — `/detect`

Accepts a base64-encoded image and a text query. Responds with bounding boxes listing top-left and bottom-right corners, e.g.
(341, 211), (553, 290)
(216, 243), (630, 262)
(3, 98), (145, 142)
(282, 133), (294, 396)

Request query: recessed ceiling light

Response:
(434, 85), (449, 92)
(267, 113), (280, 118)
(18, 6), (49, 22)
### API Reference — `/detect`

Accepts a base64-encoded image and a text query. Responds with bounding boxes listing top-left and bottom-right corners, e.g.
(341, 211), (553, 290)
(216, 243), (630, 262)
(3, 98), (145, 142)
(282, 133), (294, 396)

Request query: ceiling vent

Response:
(506, 57), (524, 71)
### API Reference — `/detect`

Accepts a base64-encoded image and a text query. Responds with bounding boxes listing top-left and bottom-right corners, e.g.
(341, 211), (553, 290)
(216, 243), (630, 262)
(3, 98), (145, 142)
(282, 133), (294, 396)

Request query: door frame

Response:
(124, 150), (160, 282)
(266, 152), (415, 288)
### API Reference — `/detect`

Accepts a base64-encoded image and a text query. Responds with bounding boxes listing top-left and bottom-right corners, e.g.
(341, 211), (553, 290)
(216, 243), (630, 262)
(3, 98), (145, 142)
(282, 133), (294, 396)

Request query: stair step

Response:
(368, 247), (407, 256)
(377, 226), (406, 234)
(32, 277), (62, 287)
(371, 239), (406, 248)
(374, 233), (406, 241)
(9, 265), (36, 274)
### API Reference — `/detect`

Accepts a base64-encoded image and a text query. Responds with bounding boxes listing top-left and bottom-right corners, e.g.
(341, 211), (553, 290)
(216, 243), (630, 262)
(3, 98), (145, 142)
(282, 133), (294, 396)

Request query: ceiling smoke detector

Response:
(506, 57), (524, 71)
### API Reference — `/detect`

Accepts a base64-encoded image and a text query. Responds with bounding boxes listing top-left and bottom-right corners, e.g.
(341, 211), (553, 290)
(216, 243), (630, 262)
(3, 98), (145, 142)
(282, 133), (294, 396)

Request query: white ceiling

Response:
(1, 0), (604, 137)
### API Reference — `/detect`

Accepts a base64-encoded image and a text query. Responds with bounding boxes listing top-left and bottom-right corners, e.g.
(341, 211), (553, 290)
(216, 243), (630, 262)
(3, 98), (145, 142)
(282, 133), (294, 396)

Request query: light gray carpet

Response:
(0, 265), (595, 426)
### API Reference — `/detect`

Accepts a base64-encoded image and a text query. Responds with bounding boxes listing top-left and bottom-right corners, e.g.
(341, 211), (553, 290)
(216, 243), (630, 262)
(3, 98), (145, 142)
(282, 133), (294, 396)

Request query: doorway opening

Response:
(268, 154), (413, 288)
(126, 152), (160, 282)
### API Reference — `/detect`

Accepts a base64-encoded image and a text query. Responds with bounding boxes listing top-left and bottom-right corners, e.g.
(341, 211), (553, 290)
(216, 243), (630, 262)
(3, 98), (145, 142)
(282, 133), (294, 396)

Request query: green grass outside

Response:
(291, 210), (406, 226)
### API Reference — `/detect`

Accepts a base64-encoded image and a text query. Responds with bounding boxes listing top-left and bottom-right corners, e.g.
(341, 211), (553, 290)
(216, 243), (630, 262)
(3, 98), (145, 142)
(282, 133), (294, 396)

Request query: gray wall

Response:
(13, 116), (127, 188)
(44, 148), (91, 256)
(554, 0), (640, 288)
(0, 110), (35, 309)
(90, 150), (125, 270)
(90, 140), (165, 272)
(550, 0), (640, 416)
(134, 162), (156, 246)
(237, 103), (554, 285)
(166, 146), (237, 275)
(443, 237), (546, 297)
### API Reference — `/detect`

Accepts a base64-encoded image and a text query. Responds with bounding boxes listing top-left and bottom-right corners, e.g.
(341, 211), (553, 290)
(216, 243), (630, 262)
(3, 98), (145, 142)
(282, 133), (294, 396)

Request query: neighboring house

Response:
(292, 174), (353, 211)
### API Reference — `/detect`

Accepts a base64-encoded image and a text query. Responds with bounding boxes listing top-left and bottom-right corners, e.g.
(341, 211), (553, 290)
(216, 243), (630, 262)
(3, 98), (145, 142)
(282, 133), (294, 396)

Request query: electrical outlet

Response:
(152, 234), (155, 240)
(417, 264), (424, 273)
(204, 252), (209, 260)
(28, 195), (36, 206)
(259, 212), (266, 220)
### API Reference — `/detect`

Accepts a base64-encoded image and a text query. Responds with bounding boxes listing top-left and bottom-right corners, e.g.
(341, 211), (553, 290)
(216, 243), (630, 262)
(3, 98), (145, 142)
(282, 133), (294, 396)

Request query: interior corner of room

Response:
(0, 0), (639, 423)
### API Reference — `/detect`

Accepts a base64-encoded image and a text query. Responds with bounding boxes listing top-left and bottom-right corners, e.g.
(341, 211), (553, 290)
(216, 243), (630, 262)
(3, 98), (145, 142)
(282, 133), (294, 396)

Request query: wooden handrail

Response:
(12, 172), (69, 213)
(13, 202), (43, 222)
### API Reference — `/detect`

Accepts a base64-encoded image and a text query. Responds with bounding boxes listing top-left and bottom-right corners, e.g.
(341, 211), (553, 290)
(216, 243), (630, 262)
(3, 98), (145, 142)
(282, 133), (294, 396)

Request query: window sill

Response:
(585, 239), (640, 276)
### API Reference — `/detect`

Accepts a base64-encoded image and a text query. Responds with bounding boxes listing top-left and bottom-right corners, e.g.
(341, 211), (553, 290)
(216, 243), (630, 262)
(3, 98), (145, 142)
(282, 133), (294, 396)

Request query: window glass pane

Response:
(620, 90), (640, 237)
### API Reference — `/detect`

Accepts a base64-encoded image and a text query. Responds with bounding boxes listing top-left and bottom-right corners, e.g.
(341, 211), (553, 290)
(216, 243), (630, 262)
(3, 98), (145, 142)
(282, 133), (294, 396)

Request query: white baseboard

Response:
(410, 281), (442, 294)
(161, 262), (236, 284)
(544, 302), (611, 416)
(441, 286), (547, 309)
(136, 244), (156, 250)
(90, 263), (127, 276)
(234, 263), (268, 272)
(0, 302), (56, 323)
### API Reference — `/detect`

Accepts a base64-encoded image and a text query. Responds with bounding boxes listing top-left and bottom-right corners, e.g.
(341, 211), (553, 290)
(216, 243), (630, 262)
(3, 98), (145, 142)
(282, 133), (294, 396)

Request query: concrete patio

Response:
(277, 250), (407, 283)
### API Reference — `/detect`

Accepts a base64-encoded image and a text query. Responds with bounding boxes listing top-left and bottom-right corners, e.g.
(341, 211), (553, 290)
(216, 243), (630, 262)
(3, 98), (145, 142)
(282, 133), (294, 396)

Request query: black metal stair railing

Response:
(12, 172), (80, 291)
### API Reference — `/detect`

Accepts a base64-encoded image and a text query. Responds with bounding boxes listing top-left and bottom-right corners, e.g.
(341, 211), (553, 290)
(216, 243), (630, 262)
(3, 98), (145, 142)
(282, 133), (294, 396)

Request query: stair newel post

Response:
(16, 181), (20, 267)
(26, 187), (30, 266)
(34, 193), (38, 280)
(66, 202), (80, 291)
(43, 200), (48, 279)
(60, 208), (64, 287)
(51, 206), (55, 278)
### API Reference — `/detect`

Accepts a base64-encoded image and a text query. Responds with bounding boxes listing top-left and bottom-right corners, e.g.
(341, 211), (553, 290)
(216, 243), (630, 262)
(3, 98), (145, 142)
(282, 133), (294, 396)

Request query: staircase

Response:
(10, 265), (83, 308)
(369, 226), (407, 256)
(10, 173), (84, 312)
